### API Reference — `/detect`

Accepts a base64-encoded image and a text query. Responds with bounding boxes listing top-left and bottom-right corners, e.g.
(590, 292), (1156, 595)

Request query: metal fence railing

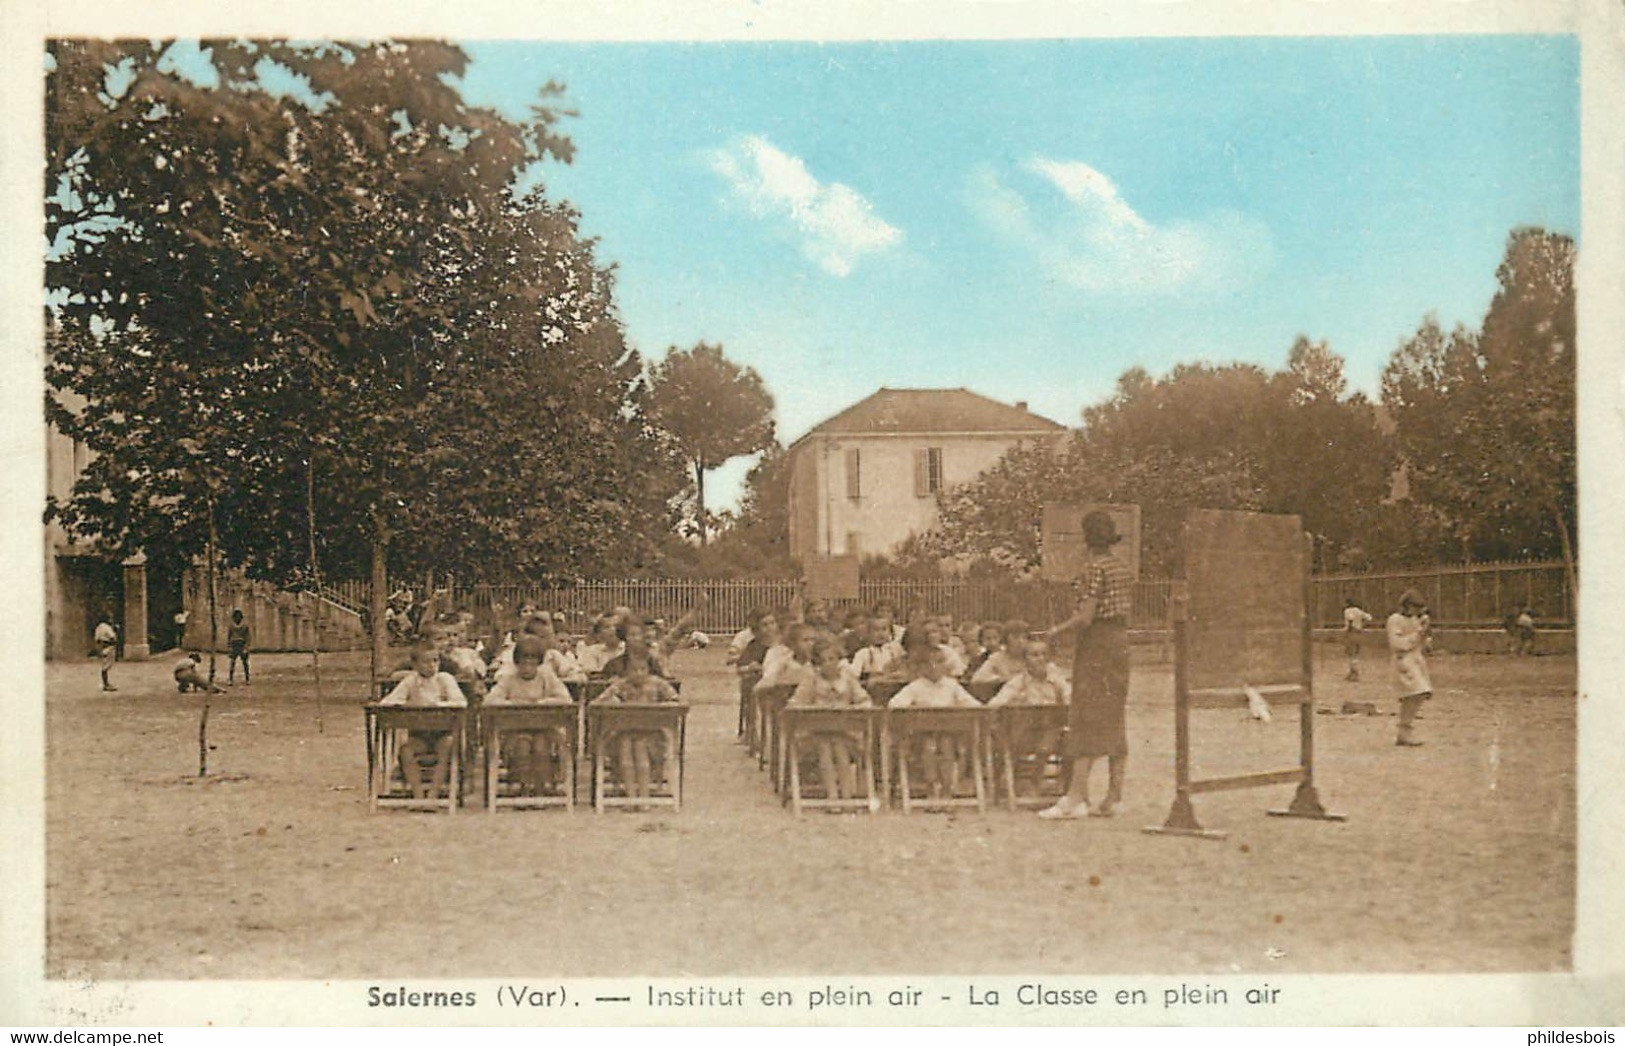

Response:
(330, 558), (1568, 637)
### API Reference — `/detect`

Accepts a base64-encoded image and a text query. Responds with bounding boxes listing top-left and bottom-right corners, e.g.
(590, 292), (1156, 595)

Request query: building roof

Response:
(793, 388), (1065, 444)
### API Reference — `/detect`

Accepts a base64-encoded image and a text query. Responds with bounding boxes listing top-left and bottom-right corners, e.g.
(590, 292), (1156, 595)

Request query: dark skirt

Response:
(1067, 620), (1129, 759)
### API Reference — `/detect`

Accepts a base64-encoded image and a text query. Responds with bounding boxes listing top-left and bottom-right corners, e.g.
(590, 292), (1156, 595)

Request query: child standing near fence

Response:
(888, 644), (981, 800)
(226, 608), (251, 685)
(791, 635), (873, 802)
(1388, 589), (1433, 747)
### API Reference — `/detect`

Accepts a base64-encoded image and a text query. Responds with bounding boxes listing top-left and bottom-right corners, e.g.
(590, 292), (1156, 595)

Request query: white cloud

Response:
(711, 135), (902, 277)
(971, 158), (1273, 296)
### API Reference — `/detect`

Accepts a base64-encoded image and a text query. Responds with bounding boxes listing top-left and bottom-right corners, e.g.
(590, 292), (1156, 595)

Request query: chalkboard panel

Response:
(803, 555), (860, 601)
(1183, 509), (1307, 692)
(1041, 503), (1142, 582)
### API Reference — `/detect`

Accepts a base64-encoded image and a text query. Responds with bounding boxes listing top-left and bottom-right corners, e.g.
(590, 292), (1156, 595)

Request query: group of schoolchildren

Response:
(728, 599), (1073, 805)
(379, 602), (697, 804)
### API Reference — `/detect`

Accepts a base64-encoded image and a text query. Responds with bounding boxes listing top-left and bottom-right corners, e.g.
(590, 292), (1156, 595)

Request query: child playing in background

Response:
(592, 647), (681, 804)
(226, 608), (251, 685)
(1342, 598), (1373, 681)
(382, 639), (467, 800)
(888, 645), (982, 800)
(173, 652), (225, 693)
(1388, 589), (1433, 747)
(790, 635), (873, 803)
(486, 635), (572, 795)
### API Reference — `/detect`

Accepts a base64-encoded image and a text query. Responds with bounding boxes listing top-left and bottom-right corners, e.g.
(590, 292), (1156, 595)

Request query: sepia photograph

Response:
(6, 0), (1622, 1028)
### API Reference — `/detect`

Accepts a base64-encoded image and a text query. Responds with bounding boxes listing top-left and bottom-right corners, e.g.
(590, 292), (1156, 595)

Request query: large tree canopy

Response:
(912, 343), (1395, 576)
(645, 341), (776, 547)
(45, 39), (683, 618)
(1381, 227), (1576, 578)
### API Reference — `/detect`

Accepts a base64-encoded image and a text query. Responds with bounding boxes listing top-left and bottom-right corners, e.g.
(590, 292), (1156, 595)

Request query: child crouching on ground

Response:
(592, 645), (681, 804)
(888, 644), (981, 800)
(486, 635), (572, 795)
(382, 640), (467, 800)
(789, 636), (873, 802)
(174, 652), (225, 693)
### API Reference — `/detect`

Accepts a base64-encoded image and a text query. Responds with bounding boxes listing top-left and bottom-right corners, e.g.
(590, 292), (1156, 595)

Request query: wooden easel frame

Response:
(1145, 524), (1345, 840)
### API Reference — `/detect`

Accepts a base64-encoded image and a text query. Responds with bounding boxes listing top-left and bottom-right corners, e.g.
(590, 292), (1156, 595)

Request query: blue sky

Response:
(453, 37), (1577, 511)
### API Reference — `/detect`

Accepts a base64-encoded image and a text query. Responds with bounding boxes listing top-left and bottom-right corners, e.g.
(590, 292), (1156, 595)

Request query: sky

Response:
(450, 37), (1577, 514)
(157, 36), (1537, 515)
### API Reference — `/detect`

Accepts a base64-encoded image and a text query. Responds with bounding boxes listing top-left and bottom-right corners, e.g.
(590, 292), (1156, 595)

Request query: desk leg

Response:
(972, 724), (987, 813)
(486, 725), (499, 814)
(788, 729), (802, 817)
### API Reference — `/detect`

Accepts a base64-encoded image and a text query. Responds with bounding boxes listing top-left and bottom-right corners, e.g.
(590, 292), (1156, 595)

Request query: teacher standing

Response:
(1040, 510), (1134, 820)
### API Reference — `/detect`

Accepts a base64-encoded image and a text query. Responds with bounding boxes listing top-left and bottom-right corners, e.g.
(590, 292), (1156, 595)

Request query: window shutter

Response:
(845, 448), (861, 499)
(928, 447), (943, 493)
(913, 449), (929, 497)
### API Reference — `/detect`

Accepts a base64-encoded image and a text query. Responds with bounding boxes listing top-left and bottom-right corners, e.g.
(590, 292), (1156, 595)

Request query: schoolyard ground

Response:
(44, 645), (1575, 979)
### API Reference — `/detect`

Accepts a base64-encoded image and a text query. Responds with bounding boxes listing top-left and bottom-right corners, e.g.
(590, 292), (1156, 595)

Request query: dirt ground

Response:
(44, 644), (1575, 979)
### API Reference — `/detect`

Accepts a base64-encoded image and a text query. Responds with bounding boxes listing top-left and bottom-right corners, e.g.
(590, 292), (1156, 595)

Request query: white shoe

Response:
(1038, 799), (1087, 820)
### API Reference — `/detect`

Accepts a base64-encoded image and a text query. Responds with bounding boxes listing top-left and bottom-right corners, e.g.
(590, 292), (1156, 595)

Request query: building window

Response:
(846, 531), (862, 556)
(913, 447), (943, 497)
(844, 448), (860, 499)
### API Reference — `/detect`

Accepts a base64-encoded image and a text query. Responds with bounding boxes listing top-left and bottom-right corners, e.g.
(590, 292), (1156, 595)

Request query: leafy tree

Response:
(45, 39), (684, 684)
(1382, 227), (1576, 597)
(646, 342), (776, 546)
(916, 346), (1393, 576)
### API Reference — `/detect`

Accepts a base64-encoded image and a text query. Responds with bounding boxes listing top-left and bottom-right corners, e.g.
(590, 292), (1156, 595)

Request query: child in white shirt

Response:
(592, 648), (681, 803)
(889, 645), (981, 799)
(989, 639), (1071, 775)
(486, 636), (571, 795)
(790, 637), (872, 801)
(382, 641), (467, 800)
(971, 619), (1030, 684)
(849, 619), (906, 681)
(757, 622), (817, 693)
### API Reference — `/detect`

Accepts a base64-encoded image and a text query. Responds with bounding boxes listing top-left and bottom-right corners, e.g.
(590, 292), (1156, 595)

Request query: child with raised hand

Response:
(592, 644), (681, 804)
(486, 635), (571, 795)
(971, 618), (1030, 684)
(888, 644), (981, 800)
(790, 635), (873, 802)
(757, 622), (818, 692)
(383, 639), (467, 800)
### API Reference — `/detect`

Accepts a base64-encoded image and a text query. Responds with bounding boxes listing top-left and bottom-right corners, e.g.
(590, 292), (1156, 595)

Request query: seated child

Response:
(756, 622), (818, 692)
(382, 640), (468, 800)
(789, 636), (873, 801)
(591, 646), (681, 803)
(848, 619), (906, 681)
(574, 615), (622, 675)
(960, 622), (1000, 682)
(173, 652), (224, 693)
(989, 639), (1072, 785)
(970, 619), (1030, 684)
(602, 618), (669, 678)
(838, 609), (871, 660)
(888, 645), (982, 800)
(486, 635), (572, 796)
(442, 619), (490, 704)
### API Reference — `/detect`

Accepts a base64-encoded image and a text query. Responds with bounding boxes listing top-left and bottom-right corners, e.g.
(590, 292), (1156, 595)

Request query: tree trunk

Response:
(1552, 499), (1578, 622)
(369, 512), (390, 687)
(200, 495), (220, 778)
(307, 457), (324, 734)
(694, 459), (708, 548)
